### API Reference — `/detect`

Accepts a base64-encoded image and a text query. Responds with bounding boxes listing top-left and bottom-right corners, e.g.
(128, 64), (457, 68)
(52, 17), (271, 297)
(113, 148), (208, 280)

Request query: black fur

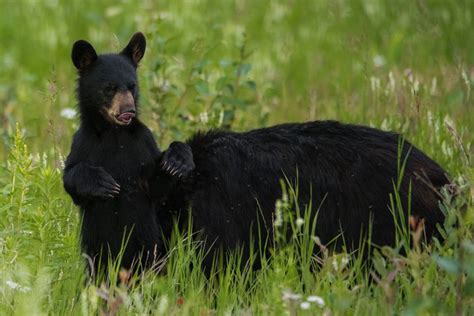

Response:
(65, 32), (449, 276)
(158, 121), (449, 271)
(63, 33), (193, 275)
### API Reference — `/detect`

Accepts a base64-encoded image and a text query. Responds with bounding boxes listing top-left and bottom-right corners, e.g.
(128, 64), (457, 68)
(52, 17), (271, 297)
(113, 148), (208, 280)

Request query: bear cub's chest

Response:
(88, 131), (156, 184)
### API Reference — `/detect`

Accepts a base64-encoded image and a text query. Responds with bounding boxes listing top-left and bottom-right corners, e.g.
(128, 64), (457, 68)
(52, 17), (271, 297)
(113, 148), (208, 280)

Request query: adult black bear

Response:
(63, 33), (194, 276)
(158, 122), (449, 271)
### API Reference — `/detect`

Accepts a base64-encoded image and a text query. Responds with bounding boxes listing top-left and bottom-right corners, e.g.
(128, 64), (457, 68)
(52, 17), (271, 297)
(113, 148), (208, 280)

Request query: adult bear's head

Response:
(71, 32), (146, 128)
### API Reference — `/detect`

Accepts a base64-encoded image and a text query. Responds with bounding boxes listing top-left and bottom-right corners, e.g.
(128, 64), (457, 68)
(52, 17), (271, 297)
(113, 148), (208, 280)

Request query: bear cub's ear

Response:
(71, 40), (98, 70)
(121, 32), (146, 66)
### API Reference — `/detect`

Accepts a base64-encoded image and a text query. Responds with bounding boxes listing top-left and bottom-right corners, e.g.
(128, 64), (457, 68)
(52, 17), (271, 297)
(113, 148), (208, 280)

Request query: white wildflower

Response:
(60, 107), (77, 119)
(307, 295), (325, 307)
(295, 217), (304, 228)
(6, 280), (19, 289)
(341, 255), (349, 266)
(373, 55), (385, 68)
(199, 111), (209, 124)
(6, 280), (31, 293)
(300, 302), (311, 310)
(282, 289), (302, 301)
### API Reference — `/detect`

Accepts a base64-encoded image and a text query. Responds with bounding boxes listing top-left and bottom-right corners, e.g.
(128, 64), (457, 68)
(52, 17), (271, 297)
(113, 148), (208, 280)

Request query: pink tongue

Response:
(118, 112), (135, 122)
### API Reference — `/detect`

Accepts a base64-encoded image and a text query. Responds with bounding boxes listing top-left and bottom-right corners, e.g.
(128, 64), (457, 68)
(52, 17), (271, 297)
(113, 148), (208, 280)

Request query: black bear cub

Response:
(63, 33), (193, 276)
(161, 122), (450, 271)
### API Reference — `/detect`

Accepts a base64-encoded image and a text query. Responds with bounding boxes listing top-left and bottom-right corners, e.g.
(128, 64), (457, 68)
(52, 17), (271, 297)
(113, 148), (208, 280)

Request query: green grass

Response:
(0, 0), (473, 314)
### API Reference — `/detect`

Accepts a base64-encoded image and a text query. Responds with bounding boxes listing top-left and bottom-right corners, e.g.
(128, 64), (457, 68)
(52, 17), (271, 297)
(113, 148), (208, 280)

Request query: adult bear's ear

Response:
(121, 32), (146, 66)
(71, 40), (98, 70)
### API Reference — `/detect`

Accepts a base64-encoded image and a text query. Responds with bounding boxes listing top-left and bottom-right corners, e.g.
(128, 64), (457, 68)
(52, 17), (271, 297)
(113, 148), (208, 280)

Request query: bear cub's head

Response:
(72, 32), (146, 127)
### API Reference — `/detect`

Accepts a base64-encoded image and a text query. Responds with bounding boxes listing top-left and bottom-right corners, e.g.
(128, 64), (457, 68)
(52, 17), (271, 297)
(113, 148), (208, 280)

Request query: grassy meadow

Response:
(0, 0), (473, 314)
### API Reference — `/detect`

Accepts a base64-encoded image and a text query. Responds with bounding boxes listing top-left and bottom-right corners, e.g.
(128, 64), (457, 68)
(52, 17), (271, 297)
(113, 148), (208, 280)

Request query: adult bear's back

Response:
(178, 121), (448, 263)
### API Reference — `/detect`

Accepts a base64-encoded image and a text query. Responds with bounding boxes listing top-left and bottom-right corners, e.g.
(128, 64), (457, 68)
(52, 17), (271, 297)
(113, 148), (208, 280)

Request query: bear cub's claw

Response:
(89, 167), (121, 199)
(161, 141), (195, 178)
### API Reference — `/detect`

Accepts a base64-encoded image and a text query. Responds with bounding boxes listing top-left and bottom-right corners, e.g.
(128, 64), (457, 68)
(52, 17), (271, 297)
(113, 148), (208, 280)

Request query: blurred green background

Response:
(0, 0), (472, 162)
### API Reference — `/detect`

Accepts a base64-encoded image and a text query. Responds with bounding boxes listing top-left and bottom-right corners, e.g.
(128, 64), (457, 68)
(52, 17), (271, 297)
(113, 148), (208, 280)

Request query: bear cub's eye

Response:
(104, 84), (117, 96)
(128, 83), (136, 92)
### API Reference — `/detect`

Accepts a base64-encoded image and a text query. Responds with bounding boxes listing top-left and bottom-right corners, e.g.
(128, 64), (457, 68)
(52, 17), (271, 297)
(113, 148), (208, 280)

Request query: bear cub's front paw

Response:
(86, 167), (121, 199)
(161, 141), (195, 178)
